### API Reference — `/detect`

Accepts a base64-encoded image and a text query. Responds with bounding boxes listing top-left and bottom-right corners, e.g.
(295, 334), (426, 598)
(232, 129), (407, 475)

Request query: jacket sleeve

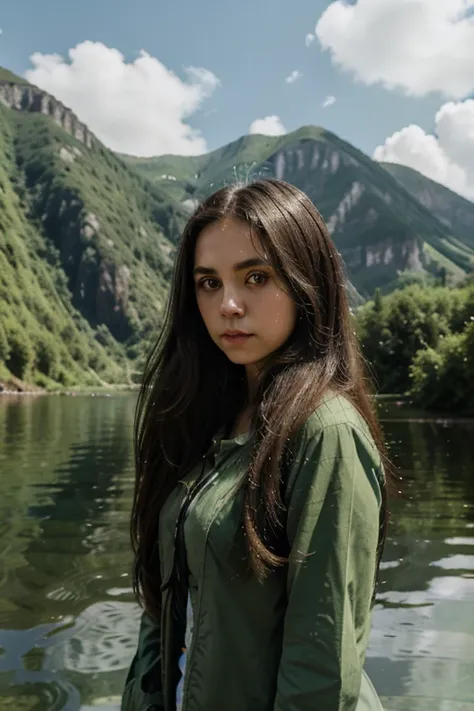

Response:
(273, 421), (383, 711)
(121, 610), (164, 711)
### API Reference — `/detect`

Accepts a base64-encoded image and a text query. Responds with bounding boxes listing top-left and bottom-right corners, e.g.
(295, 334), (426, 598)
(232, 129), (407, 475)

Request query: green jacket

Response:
(122, 394), (385, 711)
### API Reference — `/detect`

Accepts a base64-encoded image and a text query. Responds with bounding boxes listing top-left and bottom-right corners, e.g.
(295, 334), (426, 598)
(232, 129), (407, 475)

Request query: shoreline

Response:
(0, 379), (139, 396)
(1, 381), (472, 420)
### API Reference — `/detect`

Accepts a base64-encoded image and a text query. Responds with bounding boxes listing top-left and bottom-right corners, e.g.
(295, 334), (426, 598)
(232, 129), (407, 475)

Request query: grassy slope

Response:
(12, 109), (179, 332)
(0, 106), (126, 389)
(0, 68), (30, 84)
(0, 96), (187, 388)
(122, 127), (328, 199)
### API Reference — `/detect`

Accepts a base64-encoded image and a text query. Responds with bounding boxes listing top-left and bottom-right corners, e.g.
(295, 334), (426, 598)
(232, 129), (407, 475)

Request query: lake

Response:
(0, 394), (473, 711)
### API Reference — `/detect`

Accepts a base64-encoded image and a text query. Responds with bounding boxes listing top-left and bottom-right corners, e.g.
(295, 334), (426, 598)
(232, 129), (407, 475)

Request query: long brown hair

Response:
(131, 178), (389, 620)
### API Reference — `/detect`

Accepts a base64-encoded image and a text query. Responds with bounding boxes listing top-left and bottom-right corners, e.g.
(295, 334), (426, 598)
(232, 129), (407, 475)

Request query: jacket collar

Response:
(210, 429), (252, 456)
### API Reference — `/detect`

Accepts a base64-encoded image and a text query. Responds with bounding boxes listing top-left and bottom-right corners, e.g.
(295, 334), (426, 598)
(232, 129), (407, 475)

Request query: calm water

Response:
(0, 395), (473, 711)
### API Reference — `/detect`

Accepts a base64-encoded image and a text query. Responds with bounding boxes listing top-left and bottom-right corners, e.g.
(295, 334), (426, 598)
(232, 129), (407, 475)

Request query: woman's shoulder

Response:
(286, 392), (384, 506)
(289, 391), (384, 505)
(305, 390), (369, 431)
(297, 390), (378, 458)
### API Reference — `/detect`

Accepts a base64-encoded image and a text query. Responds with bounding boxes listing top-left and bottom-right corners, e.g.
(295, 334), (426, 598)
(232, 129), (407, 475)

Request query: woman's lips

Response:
(221, 332), (254, 345)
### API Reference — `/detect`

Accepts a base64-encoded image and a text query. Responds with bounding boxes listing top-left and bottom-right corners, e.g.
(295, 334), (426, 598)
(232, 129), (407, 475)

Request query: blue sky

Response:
(1, 0), (474, 199)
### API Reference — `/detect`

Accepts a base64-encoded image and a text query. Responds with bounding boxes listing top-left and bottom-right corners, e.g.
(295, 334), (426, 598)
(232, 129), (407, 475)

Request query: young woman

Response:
(122, 179), (388, 711)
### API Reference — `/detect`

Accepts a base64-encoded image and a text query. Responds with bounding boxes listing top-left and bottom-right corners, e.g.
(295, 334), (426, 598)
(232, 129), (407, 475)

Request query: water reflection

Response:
(366, 403), (474, 709)
(0, 395), (473, 710)
(0, 394), (139, 710)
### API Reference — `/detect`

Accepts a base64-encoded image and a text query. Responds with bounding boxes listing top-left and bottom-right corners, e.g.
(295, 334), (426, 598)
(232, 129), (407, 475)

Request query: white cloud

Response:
(305, 33), (315, 47)
(373, 99), (474, 199)
(322, 95), (336, 108)
(285, 70), (302, 84)
(315, 0), (474, 99)
(24, 41), (220, 156)
(249, 115), (287, 136)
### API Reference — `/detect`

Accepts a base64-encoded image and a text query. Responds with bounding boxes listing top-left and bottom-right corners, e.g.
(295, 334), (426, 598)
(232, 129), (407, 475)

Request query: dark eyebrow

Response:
(193, 257), (269, 277)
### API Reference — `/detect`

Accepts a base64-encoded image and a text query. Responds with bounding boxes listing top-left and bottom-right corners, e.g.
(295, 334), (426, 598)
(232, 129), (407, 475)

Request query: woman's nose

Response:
(220, 290), (245, 318)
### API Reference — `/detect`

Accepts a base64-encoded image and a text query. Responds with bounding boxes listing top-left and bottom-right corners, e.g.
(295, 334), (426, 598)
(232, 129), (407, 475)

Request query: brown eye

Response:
(247, 271), (269, 286)
(198, 277), (220, 291)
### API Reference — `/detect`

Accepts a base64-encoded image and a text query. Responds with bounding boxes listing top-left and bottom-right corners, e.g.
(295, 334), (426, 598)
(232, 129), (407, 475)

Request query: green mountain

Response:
(1, 67), (473, 390)
(0, 72), (185, 390)
(381, 162), (474, 250)
(0, 67), (29, 84)
(124, 126), (474, 295)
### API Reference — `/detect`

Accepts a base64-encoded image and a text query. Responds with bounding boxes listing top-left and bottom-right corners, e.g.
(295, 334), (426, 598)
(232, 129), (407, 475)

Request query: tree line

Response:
(356, 280), (474, 415)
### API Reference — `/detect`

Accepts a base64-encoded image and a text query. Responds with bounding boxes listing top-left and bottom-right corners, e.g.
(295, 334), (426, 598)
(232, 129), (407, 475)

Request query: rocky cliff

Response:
(382, 162), (474, 250)
(0, 80), (93, 149)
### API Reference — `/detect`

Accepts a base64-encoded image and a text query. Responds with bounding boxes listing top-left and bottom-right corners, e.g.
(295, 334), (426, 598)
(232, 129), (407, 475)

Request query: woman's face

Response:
(194, 217), (297, 371)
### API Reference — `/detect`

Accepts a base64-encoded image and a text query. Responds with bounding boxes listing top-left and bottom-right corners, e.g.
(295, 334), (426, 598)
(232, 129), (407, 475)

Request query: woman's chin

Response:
(225, 354), (256, 365)
(223, 350), (265, 366)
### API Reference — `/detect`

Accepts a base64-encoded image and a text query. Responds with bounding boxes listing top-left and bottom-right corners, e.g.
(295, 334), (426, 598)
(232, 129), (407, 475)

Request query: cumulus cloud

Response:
(249, 115), (286, 136)
(285, 70), (302, 84)
(305, 33), (315, 47)
(315, 0), (474, 99)
(373, 100), (474, 199)
(24, 41), (220, 156)
(322, 95), (336, 108)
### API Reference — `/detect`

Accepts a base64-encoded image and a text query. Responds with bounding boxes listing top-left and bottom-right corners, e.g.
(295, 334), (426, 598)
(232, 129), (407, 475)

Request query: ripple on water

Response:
(44, 568), (132, 606)
(0, 675), (79, 711)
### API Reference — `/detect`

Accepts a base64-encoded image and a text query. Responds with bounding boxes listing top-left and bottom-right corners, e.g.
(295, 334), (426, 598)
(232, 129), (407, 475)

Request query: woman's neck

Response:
(229, 404), (253, 438)
(227, 363), (261, 438)
(245, 363), (260, 403)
